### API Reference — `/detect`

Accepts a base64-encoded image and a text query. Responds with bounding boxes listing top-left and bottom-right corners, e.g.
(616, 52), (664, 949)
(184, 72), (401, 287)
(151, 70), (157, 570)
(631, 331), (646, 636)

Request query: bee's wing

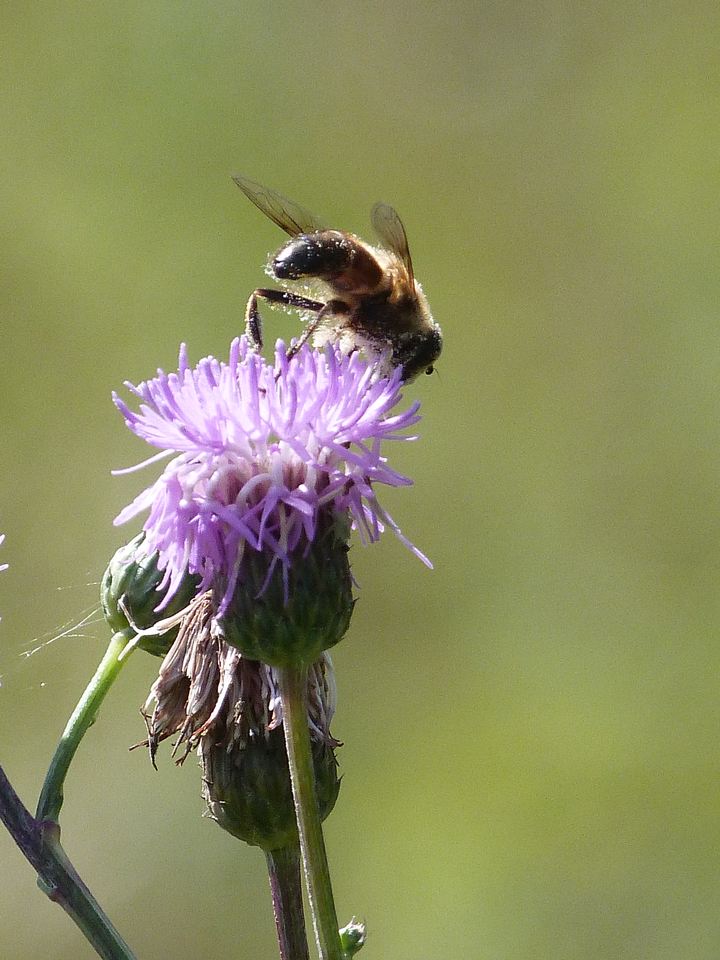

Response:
(371, 201), (414, 282)
(232, 175), (327, 237)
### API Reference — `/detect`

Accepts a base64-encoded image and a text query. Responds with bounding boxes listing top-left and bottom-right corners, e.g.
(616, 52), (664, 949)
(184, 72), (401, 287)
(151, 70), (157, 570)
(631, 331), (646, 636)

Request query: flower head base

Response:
(114, 338), (429, 661)
(218, 511), (354, 665)
(202, 725), (340, 851)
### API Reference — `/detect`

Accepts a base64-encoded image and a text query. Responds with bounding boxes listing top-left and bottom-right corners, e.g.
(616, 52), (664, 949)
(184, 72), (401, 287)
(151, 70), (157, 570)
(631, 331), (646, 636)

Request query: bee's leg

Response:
(274, 300), (348, 380)
(244, 291), (264, 351)
(255, 288), (326, 314)
(284, 305), (331, 360)
(245, 288), (326, 352)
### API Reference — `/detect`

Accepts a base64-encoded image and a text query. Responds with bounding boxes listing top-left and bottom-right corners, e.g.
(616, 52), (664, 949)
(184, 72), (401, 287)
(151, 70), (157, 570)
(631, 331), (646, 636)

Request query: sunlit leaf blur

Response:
(2, 2), (719, 958)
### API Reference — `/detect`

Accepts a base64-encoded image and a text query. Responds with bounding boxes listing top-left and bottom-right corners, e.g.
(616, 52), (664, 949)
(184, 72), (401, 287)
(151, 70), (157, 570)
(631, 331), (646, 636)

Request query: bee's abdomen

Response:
(273, 231), (384, 293)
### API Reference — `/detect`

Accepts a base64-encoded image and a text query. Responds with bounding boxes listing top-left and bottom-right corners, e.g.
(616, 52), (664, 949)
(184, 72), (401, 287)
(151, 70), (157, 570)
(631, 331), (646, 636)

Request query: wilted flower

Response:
(141, 591), (338, 761)
(139, 589), (340, 851)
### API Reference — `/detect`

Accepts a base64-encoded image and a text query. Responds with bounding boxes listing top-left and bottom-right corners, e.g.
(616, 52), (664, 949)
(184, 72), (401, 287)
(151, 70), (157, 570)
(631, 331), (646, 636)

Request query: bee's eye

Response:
(425, 365), (434, 375)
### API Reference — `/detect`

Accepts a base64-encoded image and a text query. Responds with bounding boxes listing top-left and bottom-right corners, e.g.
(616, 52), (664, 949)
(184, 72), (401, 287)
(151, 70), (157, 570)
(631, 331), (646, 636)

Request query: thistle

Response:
(109, 337), (430, 960)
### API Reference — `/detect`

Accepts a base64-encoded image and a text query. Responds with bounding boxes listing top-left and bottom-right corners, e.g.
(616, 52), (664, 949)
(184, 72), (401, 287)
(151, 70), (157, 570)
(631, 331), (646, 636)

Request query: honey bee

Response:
(233, 175), (442, 381)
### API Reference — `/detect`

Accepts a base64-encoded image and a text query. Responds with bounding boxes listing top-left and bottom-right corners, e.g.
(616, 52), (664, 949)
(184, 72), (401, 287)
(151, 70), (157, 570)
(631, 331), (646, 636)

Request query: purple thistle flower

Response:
(113, 338), (430, 615)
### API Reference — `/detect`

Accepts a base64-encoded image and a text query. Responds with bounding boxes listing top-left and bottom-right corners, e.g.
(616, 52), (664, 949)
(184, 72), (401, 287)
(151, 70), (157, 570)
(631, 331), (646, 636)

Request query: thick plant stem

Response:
(266, 844), (310, 960)
(0, 765), (137, 960)
(277, 662), (342, 960)
(37, 632), (131, 823)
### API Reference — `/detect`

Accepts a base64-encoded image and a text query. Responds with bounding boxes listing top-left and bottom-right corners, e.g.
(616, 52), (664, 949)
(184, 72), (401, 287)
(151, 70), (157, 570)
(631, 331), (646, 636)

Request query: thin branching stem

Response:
(0, 765), (137, 960)
(37, 632), (131, 823)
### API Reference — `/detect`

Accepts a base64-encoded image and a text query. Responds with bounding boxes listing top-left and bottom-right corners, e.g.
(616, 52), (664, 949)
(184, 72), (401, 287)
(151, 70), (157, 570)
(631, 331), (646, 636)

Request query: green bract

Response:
(202, 728), (340, 852)
(218, 518), (354, 667)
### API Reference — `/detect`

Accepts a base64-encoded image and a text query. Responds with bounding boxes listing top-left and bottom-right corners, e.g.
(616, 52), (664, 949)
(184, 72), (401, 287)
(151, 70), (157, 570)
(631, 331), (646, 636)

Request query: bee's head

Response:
(396, 325), (443, 382)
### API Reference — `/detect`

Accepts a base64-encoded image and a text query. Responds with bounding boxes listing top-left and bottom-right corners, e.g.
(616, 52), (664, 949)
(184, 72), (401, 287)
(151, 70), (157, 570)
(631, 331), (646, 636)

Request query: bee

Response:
(233, 175), (442, 381)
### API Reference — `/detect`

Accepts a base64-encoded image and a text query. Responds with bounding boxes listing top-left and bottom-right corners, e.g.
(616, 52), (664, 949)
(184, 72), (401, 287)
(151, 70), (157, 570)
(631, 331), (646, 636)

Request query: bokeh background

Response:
(2, 2), (719, 958)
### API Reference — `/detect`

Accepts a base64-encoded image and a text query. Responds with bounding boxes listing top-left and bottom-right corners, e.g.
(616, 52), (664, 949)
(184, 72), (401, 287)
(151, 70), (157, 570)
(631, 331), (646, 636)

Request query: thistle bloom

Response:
(113, 338), (429, 624)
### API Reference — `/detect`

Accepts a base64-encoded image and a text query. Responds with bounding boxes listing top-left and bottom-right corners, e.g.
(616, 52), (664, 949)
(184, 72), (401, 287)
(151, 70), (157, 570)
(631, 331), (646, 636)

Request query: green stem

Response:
(0, 765), (137, 959)
(37, 632), (131, 823)
(277, 662), (342, 960)
(265, 844), (310, 960)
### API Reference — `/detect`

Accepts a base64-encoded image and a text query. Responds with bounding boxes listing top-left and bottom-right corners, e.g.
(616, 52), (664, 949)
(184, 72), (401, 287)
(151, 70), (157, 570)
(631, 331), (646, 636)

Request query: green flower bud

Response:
(201, 728), (340, 852)
(101, 534), (199, 657)
(218, 517), (354, 668)
(340, 917), (367, 957)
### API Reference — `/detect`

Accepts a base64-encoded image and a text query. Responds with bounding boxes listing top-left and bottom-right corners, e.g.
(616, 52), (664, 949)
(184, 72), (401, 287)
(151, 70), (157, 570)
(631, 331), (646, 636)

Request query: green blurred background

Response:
(2, 2), (719, 957)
